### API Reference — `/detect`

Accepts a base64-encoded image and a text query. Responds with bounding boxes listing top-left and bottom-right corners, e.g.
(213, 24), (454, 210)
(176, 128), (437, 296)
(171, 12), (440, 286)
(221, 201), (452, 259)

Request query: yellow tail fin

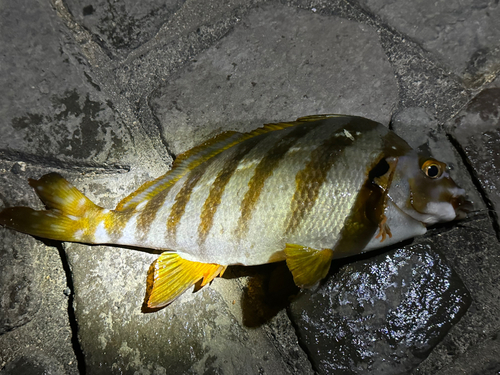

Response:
(144, 252), (226, 309)
(0, 173), (102, 242)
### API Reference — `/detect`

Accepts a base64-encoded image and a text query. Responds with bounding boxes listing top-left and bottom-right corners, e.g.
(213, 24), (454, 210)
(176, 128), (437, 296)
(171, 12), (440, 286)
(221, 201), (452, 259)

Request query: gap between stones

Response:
(56, 243), (87, 374)
(285, 307), (320, 373)
(447, 133), (500, 242)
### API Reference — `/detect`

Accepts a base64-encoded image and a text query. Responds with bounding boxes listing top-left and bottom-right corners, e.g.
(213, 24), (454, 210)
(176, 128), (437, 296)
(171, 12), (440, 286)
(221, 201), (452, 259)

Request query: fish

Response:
(0, 115), (471, 310)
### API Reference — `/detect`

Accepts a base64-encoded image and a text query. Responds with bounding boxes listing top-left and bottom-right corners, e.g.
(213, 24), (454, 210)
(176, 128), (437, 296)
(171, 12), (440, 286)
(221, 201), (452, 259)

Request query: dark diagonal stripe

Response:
(135, 188), (171, 241)
(166, 158), (215, 242)
(284, 126), (358, 236)
(198, 133), (271, 245)
(106, 208), (136, 242)
(236, 123), (318, 239)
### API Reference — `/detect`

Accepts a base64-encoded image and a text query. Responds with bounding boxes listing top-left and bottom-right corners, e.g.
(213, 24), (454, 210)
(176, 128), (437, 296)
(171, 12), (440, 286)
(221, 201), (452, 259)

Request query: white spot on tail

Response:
(67, 215), (79, 221)
(74, 229), (84, 240)
(78, 197), (87, 208)
(94, 220), (110, 243)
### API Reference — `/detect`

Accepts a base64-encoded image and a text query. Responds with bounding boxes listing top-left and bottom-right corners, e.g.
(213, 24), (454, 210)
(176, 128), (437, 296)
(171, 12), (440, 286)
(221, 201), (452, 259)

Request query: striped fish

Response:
(0, 115), (471, 309)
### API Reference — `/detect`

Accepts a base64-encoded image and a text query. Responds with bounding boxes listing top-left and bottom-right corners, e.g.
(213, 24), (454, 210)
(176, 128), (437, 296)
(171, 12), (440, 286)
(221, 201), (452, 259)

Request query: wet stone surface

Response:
(0, 172), (46, 335)
(412, 216), (500, 374)
(289, 243), (470, 375)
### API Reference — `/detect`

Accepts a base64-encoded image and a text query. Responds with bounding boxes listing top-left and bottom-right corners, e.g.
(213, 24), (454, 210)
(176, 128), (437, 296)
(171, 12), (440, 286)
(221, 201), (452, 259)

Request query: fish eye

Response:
(422, 159), (444, 179)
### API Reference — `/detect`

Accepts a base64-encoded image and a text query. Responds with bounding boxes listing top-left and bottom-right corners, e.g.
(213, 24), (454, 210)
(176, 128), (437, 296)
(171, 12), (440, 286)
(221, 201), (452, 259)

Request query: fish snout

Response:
(451, 193), (473, 220)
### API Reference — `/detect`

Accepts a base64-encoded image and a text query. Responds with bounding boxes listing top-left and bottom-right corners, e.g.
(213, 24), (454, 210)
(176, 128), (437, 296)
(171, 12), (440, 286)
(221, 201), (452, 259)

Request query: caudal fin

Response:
(0, 173), (103, 242)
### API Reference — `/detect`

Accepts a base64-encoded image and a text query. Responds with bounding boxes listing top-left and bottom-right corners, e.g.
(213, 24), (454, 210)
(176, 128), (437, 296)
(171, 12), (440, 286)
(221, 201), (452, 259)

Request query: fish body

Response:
(0, 115), (471, 309)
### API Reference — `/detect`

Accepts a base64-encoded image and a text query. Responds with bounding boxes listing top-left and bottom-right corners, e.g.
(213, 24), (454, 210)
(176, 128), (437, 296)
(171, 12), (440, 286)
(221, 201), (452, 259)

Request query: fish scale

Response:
(0, 115), (472, 309)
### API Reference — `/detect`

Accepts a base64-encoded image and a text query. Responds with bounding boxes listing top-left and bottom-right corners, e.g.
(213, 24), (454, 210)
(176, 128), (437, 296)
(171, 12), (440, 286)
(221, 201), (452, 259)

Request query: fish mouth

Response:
(451, 195), (474, 220)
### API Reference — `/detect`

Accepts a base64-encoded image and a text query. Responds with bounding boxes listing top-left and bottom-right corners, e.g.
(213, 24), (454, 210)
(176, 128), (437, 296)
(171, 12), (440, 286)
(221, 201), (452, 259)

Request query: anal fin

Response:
(284, 244), (333, 288)
(144, 252), (226, 309)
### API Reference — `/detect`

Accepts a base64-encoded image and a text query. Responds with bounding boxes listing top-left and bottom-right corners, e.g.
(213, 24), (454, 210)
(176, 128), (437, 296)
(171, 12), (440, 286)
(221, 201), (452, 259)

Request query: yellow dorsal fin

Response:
(144, 252), (226, 309)
(0, 173), (103, 242)
(284, 244), (334, 288)
(116, 117), (323, 212)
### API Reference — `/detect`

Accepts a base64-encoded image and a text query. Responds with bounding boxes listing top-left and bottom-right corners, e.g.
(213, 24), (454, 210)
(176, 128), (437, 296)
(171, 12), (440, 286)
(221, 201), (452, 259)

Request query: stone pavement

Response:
(0, 0), (499, 374)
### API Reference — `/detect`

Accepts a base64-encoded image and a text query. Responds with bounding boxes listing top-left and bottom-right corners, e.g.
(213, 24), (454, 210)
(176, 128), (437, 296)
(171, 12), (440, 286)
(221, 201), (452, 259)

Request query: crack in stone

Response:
(0, 149), (130, 174)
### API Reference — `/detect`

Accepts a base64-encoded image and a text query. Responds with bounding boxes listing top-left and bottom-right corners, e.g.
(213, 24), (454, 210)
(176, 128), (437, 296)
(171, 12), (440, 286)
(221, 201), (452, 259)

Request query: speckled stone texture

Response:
(1, 0), (500, 373)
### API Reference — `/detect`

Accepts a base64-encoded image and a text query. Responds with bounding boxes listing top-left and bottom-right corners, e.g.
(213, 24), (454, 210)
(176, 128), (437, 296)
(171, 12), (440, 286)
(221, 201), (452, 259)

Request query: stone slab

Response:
(450, 76), (500, 219)
(357, 0), (500, 88)
(151, 3), (399, 155)
(0, 0), (166, 176)
(412, 216), (500, 374)
(64, 0), (185, 56)
(289, 241), (470, 374)
(0, 164), (78, 374)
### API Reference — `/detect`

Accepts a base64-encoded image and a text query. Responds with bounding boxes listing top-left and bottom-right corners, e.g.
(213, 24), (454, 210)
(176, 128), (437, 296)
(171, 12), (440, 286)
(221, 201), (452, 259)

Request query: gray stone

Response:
(413, 216), (500, 374)
(0, 226), (42, 335)
(64, 0), (185, 56)
(0, 0), (165, 176)
(287, 0), (470, 123)
(66, 241), (304, 374)
(450, 76), (500, 219)
(0, 165), (78, 374)
(289, 242), (470, 374)
(357, 0), (500, 88)
(1, 350), (67, 375)
(0, 174), (43, 335)
(114, 0), (265, 100)
(151, 3), (399, 155)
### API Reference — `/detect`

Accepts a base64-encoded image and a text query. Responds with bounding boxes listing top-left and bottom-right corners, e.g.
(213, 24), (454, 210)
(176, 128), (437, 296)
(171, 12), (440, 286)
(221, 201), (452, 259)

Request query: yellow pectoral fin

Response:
(284, 244), (334, 288)
(144, 252), (226, 309)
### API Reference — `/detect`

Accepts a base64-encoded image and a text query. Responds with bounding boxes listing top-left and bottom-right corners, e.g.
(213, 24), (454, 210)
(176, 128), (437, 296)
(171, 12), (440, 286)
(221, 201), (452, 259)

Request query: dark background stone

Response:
(289, 242), (470, 374)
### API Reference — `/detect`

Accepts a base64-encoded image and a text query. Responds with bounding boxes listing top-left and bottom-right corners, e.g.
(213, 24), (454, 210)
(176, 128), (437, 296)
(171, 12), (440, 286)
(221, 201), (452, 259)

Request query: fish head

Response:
(385, 150), (473, 226)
